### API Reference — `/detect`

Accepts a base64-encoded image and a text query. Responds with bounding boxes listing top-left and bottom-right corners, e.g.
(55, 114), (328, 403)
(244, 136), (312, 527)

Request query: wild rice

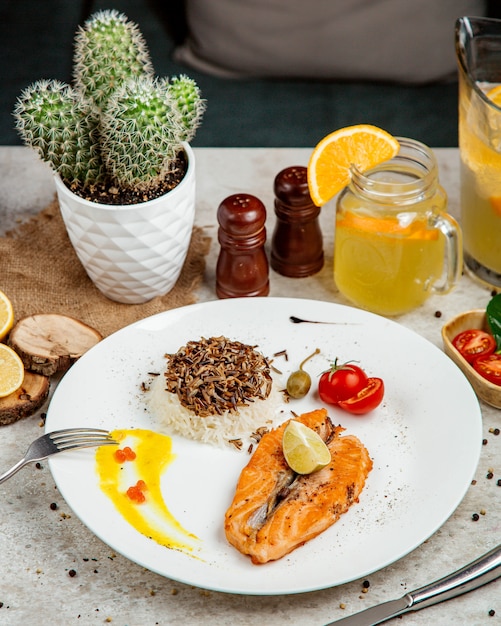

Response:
(163, 336), (273, 417)
(148, 336), (284, 448)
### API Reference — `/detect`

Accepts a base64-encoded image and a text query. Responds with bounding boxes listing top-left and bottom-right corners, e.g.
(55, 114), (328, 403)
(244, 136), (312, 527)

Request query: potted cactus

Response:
(13, 10), (206, 304)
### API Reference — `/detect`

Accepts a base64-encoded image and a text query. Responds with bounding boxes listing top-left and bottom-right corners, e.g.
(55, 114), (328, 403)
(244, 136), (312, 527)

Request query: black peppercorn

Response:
(49, 502), (58, 510)
(472, 513), (480, 521)
(487, 471), (494, 479)
(68, 569), (77, 577)
(489, 609), (496, 617)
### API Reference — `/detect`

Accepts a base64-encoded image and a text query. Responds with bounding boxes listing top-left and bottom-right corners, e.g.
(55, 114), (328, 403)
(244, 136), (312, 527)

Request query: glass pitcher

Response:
(334, 138), (462, 316)
(456, 16), (501, 288)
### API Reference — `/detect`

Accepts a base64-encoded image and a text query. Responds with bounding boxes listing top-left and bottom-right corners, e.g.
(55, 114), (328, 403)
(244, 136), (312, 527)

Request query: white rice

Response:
(147, 372), (286, 448)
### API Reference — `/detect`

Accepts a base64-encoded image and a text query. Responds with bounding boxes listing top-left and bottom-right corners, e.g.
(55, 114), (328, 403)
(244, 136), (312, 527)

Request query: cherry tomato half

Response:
(318, 361), (368, 405)
(452, 329), (497, 364)
(337, 377), (385, 415)
(473, 353), (501, 386)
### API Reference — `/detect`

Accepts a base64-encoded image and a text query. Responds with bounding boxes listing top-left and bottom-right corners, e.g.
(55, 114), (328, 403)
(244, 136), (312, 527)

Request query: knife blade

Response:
(325, 543), (501, 625)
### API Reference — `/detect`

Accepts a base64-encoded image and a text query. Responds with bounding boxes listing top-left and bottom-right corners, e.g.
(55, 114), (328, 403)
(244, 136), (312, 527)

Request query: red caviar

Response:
(114, 446), (137, 463)
(126, 480), (148, 504)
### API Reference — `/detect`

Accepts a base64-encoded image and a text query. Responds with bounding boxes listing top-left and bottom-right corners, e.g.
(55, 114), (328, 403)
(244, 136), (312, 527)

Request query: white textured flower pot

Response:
(54, 144), (196, 304)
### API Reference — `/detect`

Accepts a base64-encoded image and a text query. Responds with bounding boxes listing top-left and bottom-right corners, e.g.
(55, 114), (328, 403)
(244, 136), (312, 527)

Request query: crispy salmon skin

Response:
(224, 408), (373, 564)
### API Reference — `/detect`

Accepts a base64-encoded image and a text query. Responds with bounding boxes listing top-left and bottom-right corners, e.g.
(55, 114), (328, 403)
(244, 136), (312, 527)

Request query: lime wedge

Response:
(282, 420), (331, 474)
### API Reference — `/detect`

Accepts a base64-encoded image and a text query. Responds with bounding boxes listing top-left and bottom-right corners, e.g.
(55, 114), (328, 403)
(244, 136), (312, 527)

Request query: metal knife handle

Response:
(408, 544), (501, 610)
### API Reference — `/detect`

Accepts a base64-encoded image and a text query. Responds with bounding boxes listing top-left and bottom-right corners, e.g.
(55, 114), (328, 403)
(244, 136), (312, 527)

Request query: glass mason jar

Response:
(334, 138), (462, 316)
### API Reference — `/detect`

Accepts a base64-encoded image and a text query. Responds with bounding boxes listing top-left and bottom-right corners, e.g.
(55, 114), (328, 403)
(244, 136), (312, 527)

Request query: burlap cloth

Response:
(0, 200), (212, 337)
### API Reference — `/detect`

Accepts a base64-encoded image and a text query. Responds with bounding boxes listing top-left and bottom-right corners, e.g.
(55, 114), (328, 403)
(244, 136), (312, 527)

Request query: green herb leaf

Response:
(486, 293), (501, 351)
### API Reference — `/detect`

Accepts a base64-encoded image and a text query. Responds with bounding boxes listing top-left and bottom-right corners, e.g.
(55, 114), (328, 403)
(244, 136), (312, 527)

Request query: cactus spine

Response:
(73, 9), (154, 112)
(168, 75), (207, 143)
(101, 75), (206, 190)
(13, 10), (205, 199)
(13, 79), (104, 185)
(101, 77), (185, 191)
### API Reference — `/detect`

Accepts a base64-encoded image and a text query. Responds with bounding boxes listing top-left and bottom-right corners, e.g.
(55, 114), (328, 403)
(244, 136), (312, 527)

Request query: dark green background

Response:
(2, 1), (500, 148)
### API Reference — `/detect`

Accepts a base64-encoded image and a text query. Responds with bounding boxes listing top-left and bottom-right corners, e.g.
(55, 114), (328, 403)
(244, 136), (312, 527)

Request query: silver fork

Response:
(0, 428), (118, 484)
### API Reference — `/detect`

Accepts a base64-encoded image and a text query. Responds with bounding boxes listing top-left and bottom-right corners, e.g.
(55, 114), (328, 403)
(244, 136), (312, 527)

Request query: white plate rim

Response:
(46, 297), (482, 595)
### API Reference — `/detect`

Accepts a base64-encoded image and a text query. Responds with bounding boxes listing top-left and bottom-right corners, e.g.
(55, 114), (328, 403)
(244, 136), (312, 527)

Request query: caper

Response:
(286, 348), (320, 399)
(287, 370), (312, 398)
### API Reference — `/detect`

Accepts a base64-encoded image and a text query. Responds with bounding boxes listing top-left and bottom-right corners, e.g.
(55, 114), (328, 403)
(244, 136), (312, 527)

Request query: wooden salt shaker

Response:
(216, 193), (269, 298)
(271, 166), (324, 277)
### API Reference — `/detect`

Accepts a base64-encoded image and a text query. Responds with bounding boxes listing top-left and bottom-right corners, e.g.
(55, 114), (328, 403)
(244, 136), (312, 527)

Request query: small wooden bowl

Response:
(442, 309), (501, 409)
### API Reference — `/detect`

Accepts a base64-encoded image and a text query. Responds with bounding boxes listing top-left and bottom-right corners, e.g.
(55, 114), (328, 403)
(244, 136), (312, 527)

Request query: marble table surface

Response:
(0, 146), (499, 625)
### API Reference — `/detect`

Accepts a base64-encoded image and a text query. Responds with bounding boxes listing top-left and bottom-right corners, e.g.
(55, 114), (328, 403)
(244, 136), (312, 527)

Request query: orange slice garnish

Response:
(489, 197), (501, 216)
(486, 85), (501, 107)
(337, 212), (438, 240)
(307, 125), (400, 206)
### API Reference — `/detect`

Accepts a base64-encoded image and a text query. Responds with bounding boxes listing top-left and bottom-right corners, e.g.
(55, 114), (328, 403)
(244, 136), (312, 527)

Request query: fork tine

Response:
(0, 430), (118, 484)
(49, 429), (114, 442)
(50, 432), (115, 442)
(49, 428), (111, 438)
(47, 428), (118, 452)
(55, 439), (118, 451)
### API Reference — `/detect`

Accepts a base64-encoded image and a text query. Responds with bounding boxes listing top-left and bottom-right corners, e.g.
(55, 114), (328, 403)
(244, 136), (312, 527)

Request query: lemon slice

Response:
(0, 290), (14, 341)
(0, 343), (25, 398)
(307, 124), (400, 207)
(282, 419), (331, 474)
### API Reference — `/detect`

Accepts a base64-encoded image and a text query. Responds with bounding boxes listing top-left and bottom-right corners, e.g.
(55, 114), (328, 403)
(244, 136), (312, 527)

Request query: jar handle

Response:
(430, 213), (463, 294)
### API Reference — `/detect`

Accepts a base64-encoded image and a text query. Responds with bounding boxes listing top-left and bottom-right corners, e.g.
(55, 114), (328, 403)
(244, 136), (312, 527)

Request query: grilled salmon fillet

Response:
(224, 408), (372, 564)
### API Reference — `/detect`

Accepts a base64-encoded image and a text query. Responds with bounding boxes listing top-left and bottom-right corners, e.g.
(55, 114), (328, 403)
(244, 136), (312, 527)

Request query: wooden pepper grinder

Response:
(271, 166), (324, 277)
(216, 193), (270, 298)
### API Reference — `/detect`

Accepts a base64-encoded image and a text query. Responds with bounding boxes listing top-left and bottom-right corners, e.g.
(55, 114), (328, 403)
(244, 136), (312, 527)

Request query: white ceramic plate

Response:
(46, 297), (482, 595)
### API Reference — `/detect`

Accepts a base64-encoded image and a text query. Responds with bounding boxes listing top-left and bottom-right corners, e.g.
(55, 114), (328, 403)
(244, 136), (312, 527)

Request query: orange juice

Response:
(456, 17), (501, 288)
(334, 204), (445, 316)
(333, 138), (461, 316)
(458, 81), (501, 284)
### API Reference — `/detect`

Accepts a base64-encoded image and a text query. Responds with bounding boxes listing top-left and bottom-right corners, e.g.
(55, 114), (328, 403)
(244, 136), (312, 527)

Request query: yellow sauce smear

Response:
(96, 429), (199, 554)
